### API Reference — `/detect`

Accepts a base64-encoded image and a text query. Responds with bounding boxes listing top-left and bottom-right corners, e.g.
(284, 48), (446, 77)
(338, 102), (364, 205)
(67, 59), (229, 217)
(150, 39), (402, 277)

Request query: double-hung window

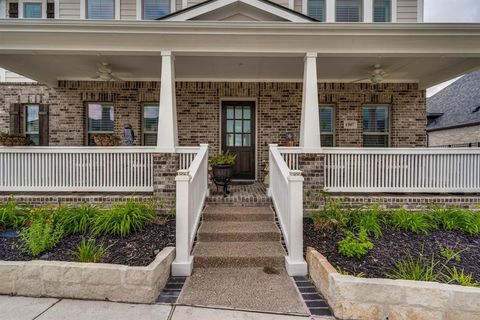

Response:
(308, 0), (325, 22)
(143, 0), (170, 19)
(336, 0), (362, 22)
(142, 104), (159, 146)
(362, 105), (390, 147)
(373, 0), (391, 22)
(24, 104), (40, 145)
(87, 0), (115, 19)
(87, 103), (115, 145)
(23, 2), (43, 18)
(319, 105), (335, 147)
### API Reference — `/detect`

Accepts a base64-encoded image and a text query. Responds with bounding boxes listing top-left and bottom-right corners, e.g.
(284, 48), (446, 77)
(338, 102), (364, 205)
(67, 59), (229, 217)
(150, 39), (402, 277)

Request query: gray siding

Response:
(121, 0), (136, 19)
(59, 0), (81, 19)
(397, 0), (418, 22)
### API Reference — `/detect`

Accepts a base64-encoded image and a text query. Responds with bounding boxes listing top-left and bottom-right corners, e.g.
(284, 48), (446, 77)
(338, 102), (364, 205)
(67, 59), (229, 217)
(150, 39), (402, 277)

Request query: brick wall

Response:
(0, 81), (427, 183)
(428, 125), (480, 147)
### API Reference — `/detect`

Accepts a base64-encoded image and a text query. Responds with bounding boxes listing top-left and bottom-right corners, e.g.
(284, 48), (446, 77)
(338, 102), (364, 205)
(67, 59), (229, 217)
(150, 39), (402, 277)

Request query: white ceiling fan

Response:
(92, 62), (125, 81)
(351, 64), (388, 84)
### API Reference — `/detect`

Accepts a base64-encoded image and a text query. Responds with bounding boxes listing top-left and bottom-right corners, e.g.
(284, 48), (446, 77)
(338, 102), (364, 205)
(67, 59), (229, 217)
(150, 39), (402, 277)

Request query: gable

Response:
(159, 0), (316, 22)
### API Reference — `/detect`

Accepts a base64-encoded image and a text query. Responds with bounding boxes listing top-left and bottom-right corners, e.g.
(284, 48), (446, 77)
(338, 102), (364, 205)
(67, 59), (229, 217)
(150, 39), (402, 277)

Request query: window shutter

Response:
(8, 3), (19, 18)
(9, 104), (21, 135)
(39, 104), (49, 146)
(47, 3), (55, 18)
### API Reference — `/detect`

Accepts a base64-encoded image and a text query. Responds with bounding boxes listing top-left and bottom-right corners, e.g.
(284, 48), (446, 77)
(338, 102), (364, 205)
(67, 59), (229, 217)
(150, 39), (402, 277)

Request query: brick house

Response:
(0, 0), (480, 276)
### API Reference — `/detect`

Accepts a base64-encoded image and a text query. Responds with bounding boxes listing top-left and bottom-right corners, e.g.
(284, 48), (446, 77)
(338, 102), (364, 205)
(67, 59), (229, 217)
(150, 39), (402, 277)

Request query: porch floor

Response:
(207, 181), (270, 206)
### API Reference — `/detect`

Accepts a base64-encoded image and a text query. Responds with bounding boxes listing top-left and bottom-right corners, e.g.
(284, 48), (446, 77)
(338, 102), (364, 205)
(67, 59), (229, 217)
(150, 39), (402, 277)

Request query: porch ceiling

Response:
(1, 20), (480, 87)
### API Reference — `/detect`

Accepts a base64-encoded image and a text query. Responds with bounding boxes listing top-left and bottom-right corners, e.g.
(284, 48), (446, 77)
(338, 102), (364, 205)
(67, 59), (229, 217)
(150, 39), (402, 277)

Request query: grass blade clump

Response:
(72, 238), (105, 263)
(349, 204), (383, 238)
(386, 251), (439, 282)
(91, 199), (156, 237)
(429, 205), (480, 235)
(54, 204), (100, 235)
(388, 208), (433, 234)
(0, 200), (29, 229)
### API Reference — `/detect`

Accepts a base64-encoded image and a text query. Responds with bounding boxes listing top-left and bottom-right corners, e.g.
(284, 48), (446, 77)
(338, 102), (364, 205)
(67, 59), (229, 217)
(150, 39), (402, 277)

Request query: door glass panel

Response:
(226, 107), (234, 119)
(235, 120), (243, 133)
(235, 107), (243, 119)
(226, 120), (234, 133)
(226, 134), (234, 147)
(235, 134), (242, 146)
(243, 120), (251, 133)
(243, 107), (251, 119)
(242, 134), (251, 147)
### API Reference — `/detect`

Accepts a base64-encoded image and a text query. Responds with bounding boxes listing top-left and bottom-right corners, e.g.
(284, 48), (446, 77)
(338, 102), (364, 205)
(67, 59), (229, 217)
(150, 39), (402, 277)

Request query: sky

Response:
(424, 0), (480, 97)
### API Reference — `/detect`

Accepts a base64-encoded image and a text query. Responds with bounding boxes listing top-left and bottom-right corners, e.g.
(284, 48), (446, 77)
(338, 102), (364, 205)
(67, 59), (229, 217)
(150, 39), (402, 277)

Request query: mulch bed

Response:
(304, 218), (480, 282)
(0, 219), (175, 266)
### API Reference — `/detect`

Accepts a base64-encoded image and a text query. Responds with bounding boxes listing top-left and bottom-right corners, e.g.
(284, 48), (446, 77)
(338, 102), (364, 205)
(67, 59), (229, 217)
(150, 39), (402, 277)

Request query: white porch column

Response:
(157, 51), (178, 152)
(300, 52), (321, 151)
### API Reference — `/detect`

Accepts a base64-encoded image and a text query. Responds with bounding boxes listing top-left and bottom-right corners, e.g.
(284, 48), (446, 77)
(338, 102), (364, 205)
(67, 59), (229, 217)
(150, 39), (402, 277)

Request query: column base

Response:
(285, 256), (308, 276)
(172, 256), (193, 276)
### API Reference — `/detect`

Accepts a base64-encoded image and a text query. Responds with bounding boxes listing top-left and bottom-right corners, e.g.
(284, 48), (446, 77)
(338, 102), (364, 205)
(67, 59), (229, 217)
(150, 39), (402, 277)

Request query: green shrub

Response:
(442, 266), (480, 287)
(388, 208), (433, 234)
(20, 214), (64, 256)
(54, 204), (100, 235)
(349, 204), (383, 238)
(0, 200), (29, 229)
(72, 238), (105, 263)
(386, 251), (439, 282)
(337, 228), (374, 259)
(429, 206), (480, 235)
(91, 199), (156, 237)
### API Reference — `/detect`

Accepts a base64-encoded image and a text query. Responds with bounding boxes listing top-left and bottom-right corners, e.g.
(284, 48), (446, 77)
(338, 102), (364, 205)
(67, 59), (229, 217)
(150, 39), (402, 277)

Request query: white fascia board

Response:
(163, 0), (312, 22)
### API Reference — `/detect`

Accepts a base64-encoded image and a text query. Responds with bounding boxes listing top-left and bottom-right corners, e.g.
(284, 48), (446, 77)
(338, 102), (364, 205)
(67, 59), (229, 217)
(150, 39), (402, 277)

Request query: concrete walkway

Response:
(0, 296), (332, 320)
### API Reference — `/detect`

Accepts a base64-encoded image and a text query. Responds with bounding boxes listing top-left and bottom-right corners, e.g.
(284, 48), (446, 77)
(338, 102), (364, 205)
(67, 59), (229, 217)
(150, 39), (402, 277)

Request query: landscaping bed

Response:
(304, 195), (480, 286)
(0, 199), (175, 266)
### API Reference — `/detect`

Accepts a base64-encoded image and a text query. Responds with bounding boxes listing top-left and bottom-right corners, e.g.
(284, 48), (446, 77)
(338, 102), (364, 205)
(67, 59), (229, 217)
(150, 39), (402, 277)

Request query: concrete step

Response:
(203, 206), (274, 222)
(197, 221), (281, 242)
(193, 241), (285, 268)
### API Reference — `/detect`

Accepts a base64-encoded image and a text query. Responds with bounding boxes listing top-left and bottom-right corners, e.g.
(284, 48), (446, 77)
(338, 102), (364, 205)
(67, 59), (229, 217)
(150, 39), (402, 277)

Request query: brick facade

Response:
(428, 124), (480, 147)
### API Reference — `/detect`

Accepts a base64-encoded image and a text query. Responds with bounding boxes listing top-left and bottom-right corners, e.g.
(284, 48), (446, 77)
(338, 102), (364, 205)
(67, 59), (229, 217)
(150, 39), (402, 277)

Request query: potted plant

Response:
(209, 151), (237, 196)
(0, 132), (32, 146)
(93, 133), (120, 146)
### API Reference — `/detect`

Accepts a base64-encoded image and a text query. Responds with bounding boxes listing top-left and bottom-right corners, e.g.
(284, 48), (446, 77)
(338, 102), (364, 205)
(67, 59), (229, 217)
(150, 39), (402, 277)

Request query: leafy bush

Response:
(72, 238), (105, 263)
(53, 204), (100, 235)
(349, 205), (383, 238)
(209, 151), (237, 166)
(386, 251), (439, 282)
(429, 206), (480, 235)
(337, 228), (374, 259)
(388, 208), (433, 234)
(0, 200), (29, 229)
(91, 199), (156, 237)
(20, 213), (64, 256)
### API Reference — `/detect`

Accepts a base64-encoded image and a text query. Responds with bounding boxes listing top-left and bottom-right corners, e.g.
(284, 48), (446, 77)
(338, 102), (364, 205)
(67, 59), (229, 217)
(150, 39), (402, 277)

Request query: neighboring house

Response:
(1, 0), (480, 277)
(427, 71), (480, 147)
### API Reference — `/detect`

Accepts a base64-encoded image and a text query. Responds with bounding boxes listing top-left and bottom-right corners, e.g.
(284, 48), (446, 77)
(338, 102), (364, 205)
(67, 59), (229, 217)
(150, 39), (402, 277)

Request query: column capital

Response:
(161, 50), (173, 57)
(304, 52), (318, 60)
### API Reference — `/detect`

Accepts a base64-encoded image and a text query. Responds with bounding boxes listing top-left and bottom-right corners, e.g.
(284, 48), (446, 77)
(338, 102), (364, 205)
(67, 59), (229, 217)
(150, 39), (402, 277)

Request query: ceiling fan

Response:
(92, 62), (124, 81)
(351, 64), (388, 84)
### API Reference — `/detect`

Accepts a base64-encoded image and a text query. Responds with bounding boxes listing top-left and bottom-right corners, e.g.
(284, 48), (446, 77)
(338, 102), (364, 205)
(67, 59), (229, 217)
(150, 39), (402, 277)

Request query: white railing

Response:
(177, 147), (200, 170)
(0, 147), (156, 192)
(172, 144), (209, 276)
(278, 147), (302, 170)
(323, 148), (480, 193)
(268, 144), (307, 276)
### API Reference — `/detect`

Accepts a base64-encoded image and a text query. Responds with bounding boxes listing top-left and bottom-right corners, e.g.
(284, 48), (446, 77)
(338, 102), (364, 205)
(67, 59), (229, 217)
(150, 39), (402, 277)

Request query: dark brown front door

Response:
(221, 101), (255, 180)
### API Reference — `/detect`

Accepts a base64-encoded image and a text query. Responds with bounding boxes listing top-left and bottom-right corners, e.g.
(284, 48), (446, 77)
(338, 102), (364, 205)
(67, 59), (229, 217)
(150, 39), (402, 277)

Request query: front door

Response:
(221, 101), (255, 180)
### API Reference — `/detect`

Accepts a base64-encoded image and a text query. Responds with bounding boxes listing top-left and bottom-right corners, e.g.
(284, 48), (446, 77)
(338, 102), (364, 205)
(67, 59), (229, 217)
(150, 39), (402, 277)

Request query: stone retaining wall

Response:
(306, 247), (480, 320)
(0, 247), (175, 304)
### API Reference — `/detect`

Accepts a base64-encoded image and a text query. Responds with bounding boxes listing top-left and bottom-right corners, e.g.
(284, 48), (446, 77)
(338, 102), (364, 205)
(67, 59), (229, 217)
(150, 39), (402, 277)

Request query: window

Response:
(87, 103), (115, 145)
(373, 0), (391, 22)
(362, 105), (390, 147)
(24, 105), (40, 145)
(225, 105), (252, 147)
(336, 0), (362, 22)
(142, 104), (159, 146)
(319, 105), (334, 147)
(87, 0), (114, 19)
(143, 0), (170, 19)
(308, 0), (325, 22)
(24, 2), (42, 18)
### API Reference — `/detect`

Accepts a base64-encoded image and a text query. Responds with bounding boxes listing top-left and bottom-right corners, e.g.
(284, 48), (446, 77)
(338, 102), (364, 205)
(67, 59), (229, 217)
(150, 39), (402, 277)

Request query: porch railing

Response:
(268, 144), (307, 276)
(172, 144), (209, 276)
(324, 148), (480, 193)
(0, 147), (156, 192)
(177, 147), (200, 170)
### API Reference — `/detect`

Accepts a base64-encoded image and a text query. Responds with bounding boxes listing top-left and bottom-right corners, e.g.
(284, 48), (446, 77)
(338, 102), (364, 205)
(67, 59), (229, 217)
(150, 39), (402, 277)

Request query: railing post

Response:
(200, 143), (210, 197)
(172, 169), (193, 276)
(267, 144), (278, 197)
(285, 170), (307, 276)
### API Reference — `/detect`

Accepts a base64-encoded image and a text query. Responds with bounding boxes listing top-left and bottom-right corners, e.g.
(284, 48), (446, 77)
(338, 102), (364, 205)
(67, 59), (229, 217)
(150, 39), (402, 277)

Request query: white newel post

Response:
(300, 52), (321, 151)
(285, 170), (307, 276)
(157, 51), (178, 152)
(172, 170), (192, 276)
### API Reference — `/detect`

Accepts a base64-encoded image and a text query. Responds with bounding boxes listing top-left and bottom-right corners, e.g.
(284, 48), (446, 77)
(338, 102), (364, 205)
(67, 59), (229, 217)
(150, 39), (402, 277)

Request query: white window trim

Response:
(0, 0), (7, 18)
(136, 0), (175, 20)
(19, 0), (47, 19)
(81, 0), (120, 19)
(319, 104), (335, 147)
(142, 103), (159, 146)
(362, 104), (391, 147)
(87, 103), (115, 146)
